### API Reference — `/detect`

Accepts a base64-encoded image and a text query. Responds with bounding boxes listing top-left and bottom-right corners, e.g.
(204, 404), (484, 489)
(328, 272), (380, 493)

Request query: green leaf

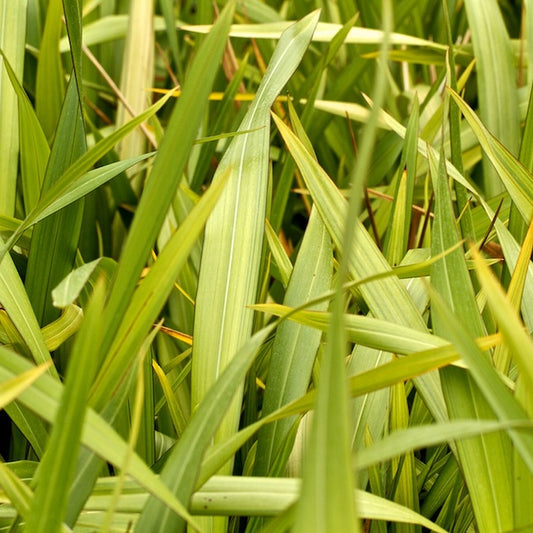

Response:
(25, 282), (104, 533)
(430, 288), (533, 477)
(473, 248), (533, 395)
(51, 257), (115, 308)
(253, 303), (446, 355)
(0, 460), (33, 524)
(448, 88), (533, 223)
(356, 419), (533, 470)
(180, 21), (447, 50)
(254, 208), (332, 477)
(0, 234), (56, 377)
(0, 45), (49, 215)
(264, 219), (293, 288)
(115, 0), (154, 193)
(0, 0), (27, 216)
(61, 0), (83, 102)
(25, 75), (87, 326)
(33, 153), (153, 226)
(463, 0), (520, 196)
(191, 10), (320, 472)
(35, 0), (64, 140)
(383, 100), (418, 266)
(272, 112), (448, 424)
(429, 146), (514, 532)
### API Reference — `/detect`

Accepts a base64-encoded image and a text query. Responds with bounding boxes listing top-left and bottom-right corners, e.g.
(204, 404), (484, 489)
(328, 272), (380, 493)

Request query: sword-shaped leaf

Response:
(191, 10), (320, 462)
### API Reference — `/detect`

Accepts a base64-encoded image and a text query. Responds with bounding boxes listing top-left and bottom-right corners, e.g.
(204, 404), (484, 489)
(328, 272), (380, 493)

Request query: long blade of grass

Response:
(0, 0), (26, 216)
(389, 380), (419, 532)
(272, 113), (448, 423)
(357, 419), (533, 470)
(191, 11), (320, 470)
(180, 21), (447, 50)
(24, 282), (104, 533)
(295, 4), (393, 530)
(25, 75), (87, 326)
(115, 0), (154, 193)
(254, 207), (332, 477)
(252, 303), (446, 354)
(90, 166), (230, 409)
(35, 0), (64, 140)
(31, 153), (154, 225)
(429, 146), (514, 532)
(0, 472), (447, 532)
(463, 0), (520, 196)
(0, 47), (49, 215)
(383, 100), (419, 266)
(442, 0), (476, 242)
(429, 288), (533, 475)
(264, 219), (293, 287)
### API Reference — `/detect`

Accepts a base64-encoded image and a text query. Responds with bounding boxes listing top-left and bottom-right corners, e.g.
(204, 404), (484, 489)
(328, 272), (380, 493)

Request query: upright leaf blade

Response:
(428, 148), (513, 532)
(0, 0), (27, 216)
(35, 0), (64, 140)
(254, 207), (332, 477)
(463, 0), (520, 196)
(25, 76), (87, 326)
(191, 10), (320, 457)
(25, 282), (104, 533)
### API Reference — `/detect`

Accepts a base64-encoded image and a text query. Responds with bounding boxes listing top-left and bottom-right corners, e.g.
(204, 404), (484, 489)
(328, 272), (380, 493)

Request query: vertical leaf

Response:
(429, 148), (514, 532)
(25, 282), (104, 533)
(0, 0), (27, 216)
(191, 10), (320, 459)
(0, 47), (49, 214)
(35, 0), (64, 140)
(61, 0), (83, 100)
(383, 99), (419, 266)
(463, 0), (520, 196)
(390, 381), (419, 533)
(254, 207), (332, 477)
(25, 76), (86, 326)
(116, 0), (154, 193)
